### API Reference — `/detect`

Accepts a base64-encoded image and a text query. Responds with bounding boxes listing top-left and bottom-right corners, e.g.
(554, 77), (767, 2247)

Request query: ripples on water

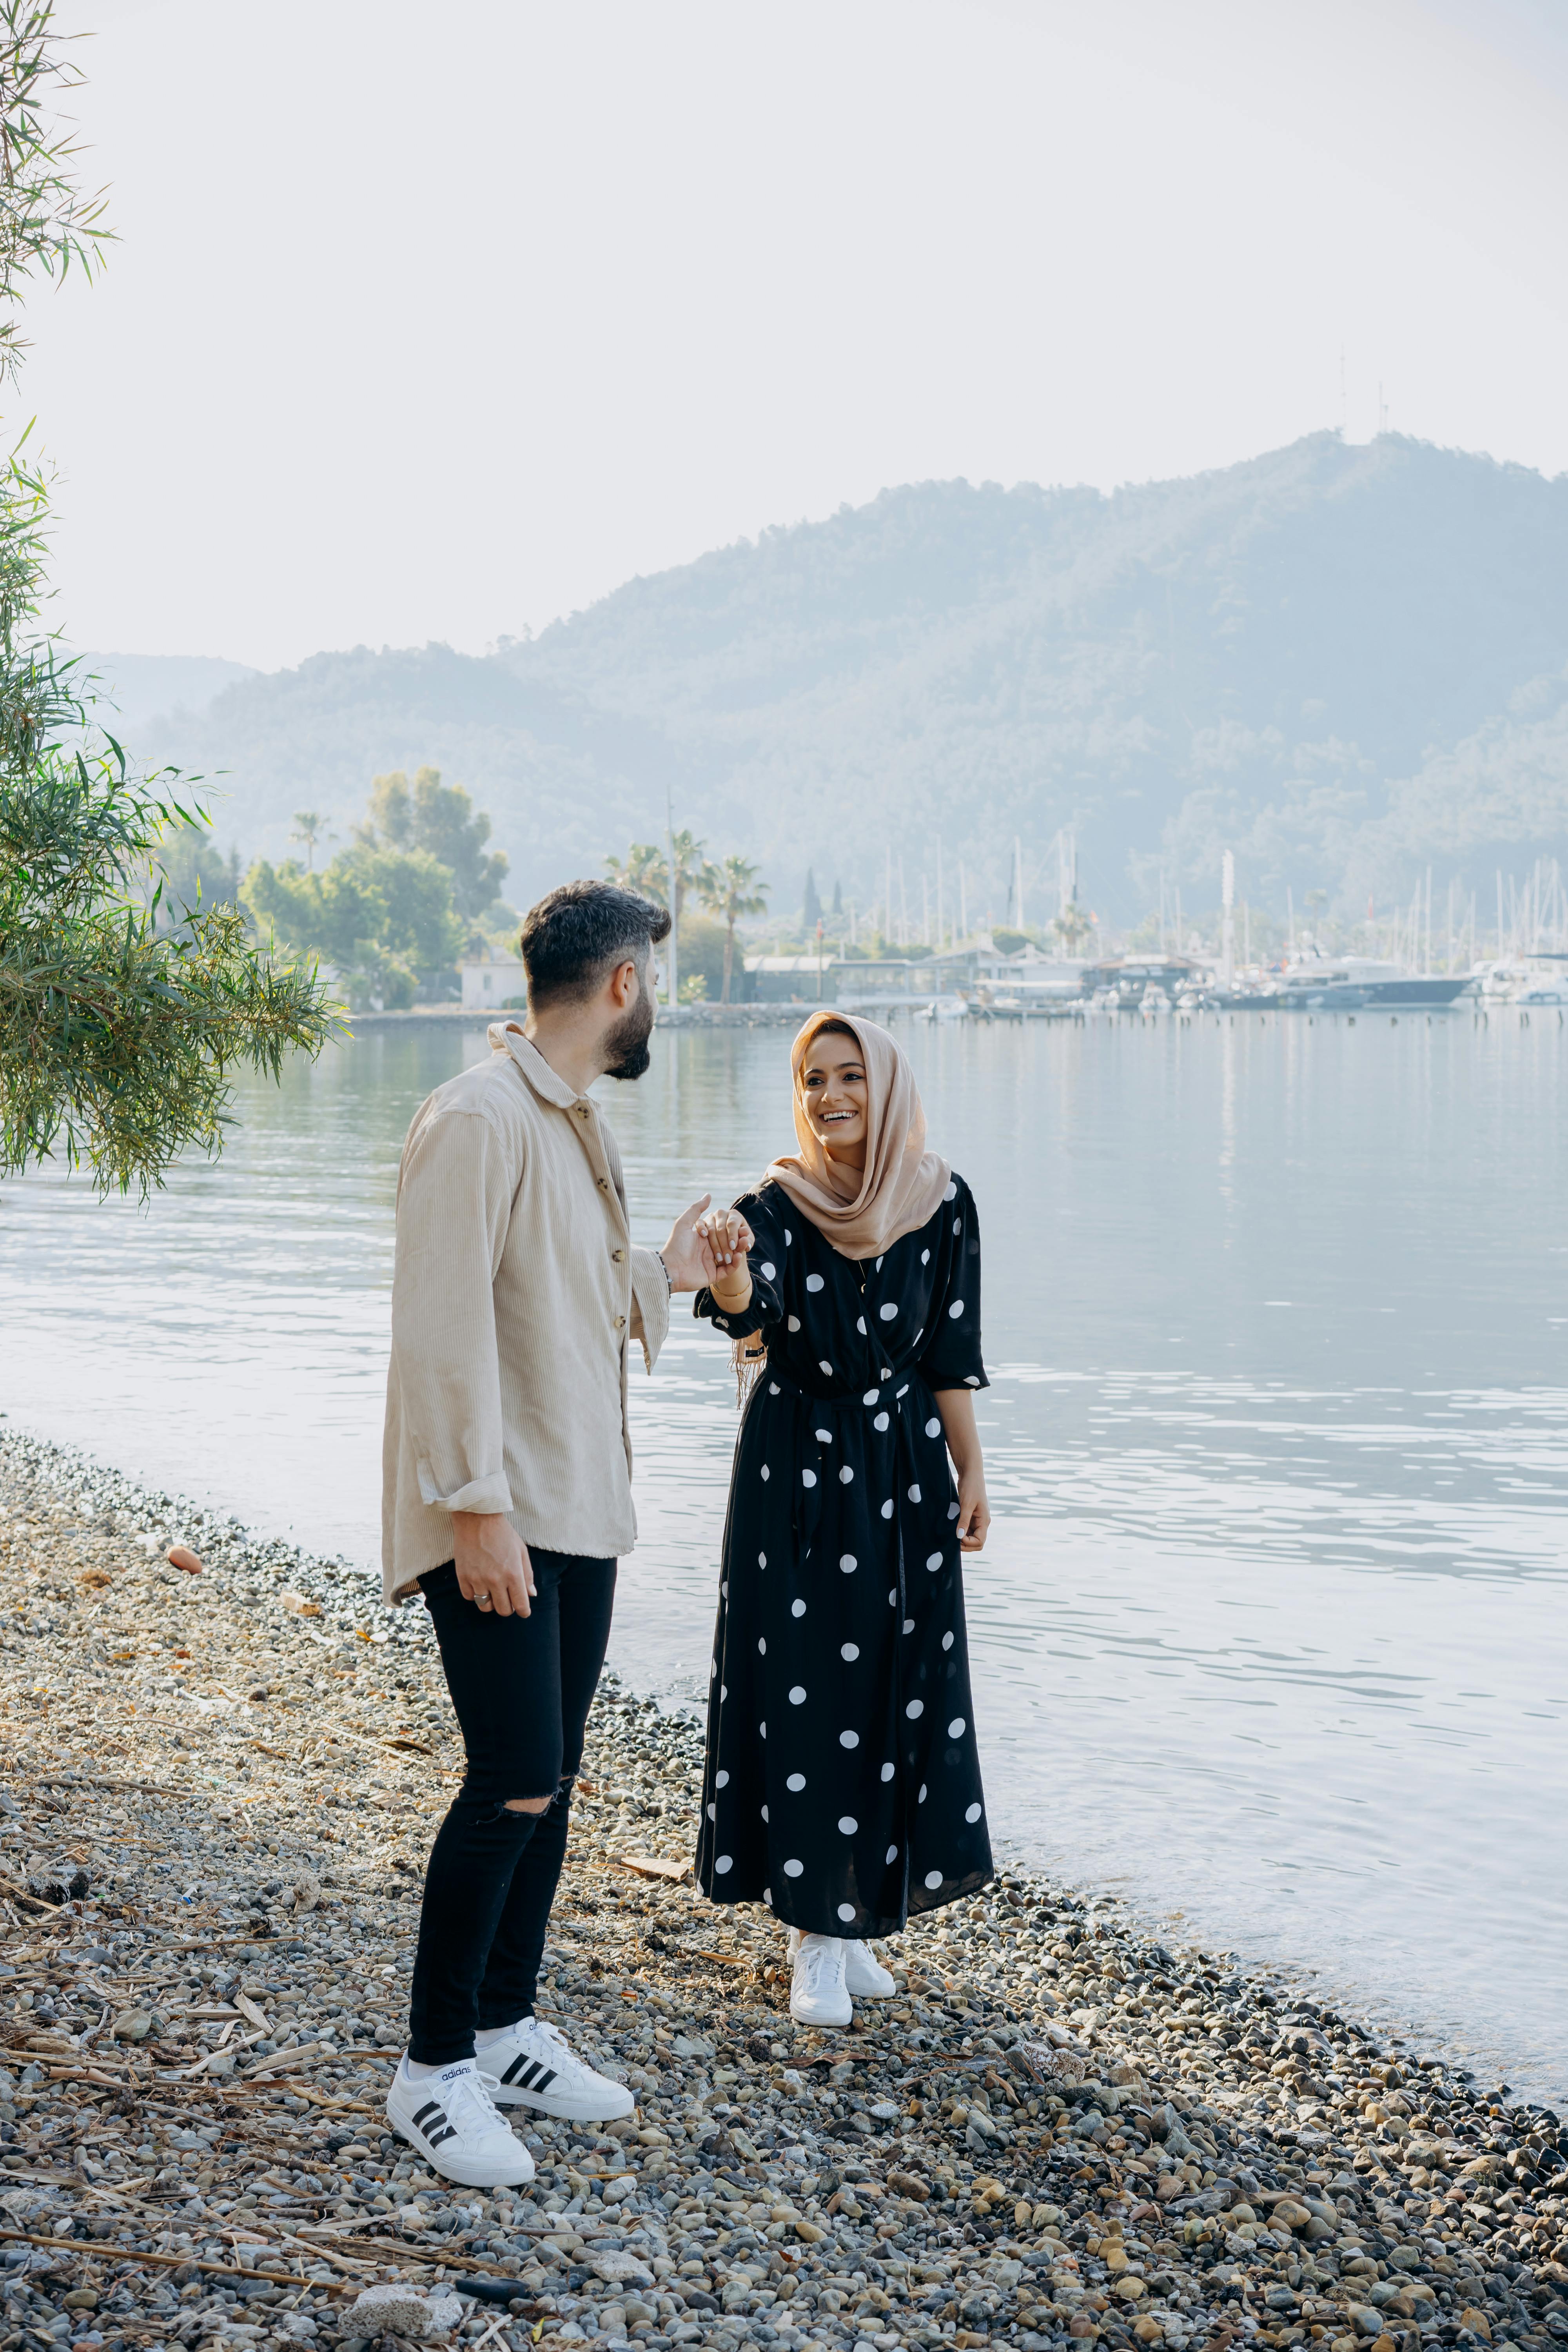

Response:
(1, 1013), (1563, 2097)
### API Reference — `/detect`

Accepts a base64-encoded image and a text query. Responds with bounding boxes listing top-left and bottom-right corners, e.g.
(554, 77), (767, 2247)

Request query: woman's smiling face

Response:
(800, 1029), (869, 1165)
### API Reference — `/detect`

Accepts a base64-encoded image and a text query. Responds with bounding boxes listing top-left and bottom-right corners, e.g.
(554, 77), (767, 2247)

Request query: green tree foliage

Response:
(697, 851), (769, 1003)
(0, 4), (332, 1196)
(243, 842), (464, 1012)
(359, 765), (508, 917)
(604, 829), (708, 922)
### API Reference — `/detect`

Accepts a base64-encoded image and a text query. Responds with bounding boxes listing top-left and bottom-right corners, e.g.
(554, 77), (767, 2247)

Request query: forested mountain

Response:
(132, 432), (1568, 924)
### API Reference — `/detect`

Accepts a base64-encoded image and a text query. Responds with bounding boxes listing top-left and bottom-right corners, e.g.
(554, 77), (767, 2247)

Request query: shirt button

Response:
(576, 1104), (591, 1119)
(597, 1177), (610, 1191)
(612, 1248), (626, 1263)
(613, 1314), (626, 1330)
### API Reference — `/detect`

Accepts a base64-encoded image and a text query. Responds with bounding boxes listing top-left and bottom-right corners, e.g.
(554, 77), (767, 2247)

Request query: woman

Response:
(692, 1012), (993, 2027)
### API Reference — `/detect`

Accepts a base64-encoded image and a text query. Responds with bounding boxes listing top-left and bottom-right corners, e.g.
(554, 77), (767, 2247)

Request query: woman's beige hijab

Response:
(764, 1011), (950, 1261)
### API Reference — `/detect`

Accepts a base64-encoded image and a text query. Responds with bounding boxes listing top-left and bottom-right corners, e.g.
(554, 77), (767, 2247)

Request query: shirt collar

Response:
(490, 1022), (592, 1115)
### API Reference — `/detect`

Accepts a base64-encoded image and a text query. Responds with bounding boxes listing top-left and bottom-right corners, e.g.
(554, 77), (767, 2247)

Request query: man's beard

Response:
(603, 975), (656, 1080)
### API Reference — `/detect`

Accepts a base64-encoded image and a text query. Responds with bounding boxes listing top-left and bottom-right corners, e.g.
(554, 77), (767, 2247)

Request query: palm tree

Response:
(698, 853), (769, 1003)
(290, 811), (328, 871)
(604, 842), (668, 900)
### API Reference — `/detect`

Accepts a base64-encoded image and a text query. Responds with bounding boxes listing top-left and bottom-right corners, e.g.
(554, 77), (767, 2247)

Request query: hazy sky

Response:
(26, 0), (1568, 671)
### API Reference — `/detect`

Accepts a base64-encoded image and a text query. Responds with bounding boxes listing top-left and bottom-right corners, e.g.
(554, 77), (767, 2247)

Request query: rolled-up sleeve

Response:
(391, 1105), (516, 1516)
(628, 1246), (671, 1372)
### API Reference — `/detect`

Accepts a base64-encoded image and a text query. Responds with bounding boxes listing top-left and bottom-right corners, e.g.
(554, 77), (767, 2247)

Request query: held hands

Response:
(451, 1509), (537, 1618)
(659, 1194), (754, 1293)
(696, 1203), (754, 1310)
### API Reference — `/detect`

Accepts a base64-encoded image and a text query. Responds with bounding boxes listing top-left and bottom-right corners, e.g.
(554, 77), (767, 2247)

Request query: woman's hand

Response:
(933, 1388), (991, 1552)
(698, 1204), (754, 1308)
(955, 1465), (991, 1552)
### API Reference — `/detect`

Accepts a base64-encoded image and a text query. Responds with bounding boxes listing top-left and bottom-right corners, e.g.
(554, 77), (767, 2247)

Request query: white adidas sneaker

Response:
(844, 1939), (897, 1998)
(788, 1926), (896, 2000)
(482, 2014), (635, 2122)
(789, 1933), (852, 2028)
(385, 2056), (535, 2189)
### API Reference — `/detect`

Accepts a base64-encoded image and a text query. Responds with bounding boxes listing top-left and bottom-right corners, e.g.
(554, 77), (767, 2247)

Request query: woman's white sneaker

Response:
(788, 1927), (895, 2001)
(481, 2015), (635, 2122)
(789, 1933), (851, 2028)
(844, 1938), (896, 1998)
(385, 2056), (535, 2189)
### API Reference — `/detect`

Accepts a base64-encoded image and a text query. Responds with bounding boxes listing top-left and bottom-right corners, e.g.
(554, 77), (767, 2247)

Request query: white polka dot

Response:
(965, 1802), (983, 1823)
(925, 1867), (944, 1889)
(805, 1272), (825, 1293)
(906, 1699), (924, 1719)
(948, 1299), (965, 1319)
(762, 1885), (771, 1903)
(760, 1464), (770, 1482)
(926, 1550), (943, 1571)
(783, 1858), (804, 1877)
(918, 1782), (927, 1802)
(818, 1365), (833, 1379)
(908, 1483), (922, 1502)
(886, 1843), (898, 1864)
(706, 1802), (715, 1820)
(944, 1182), (957, 1202)
(760, 1804), (769, 1822)
(856, 1315), (867, 1334)
(837, 1901), (855, 1923)
(784, 1228), (793, 1244)
(715, 1769), (730, 1788)
(837, 1815), (858, 1836)
(948, 1717), (966, 1737)
(878, 1302), (898, 1321)
(948, 1501), (960, 1521)
(839, 1729), (859, 1749)
(720, 1684), (727, 1700)
(788, 1684), (807, 1705)
(801, 1468), (817, 1488)
(710, 1658), (717, 1678)
(760, 1261), (776, 1279)
(862, 1388), (880, 1406)
(880, 1498), (894, 1520)
(786, 1771), (806, 1791)
(953, 1214), (961, 1232)
(759, 1721), (766, 1737)
(787, 1315), (801, 1333)
(903, 1617), (915, 1633)
(769, 1381), (781, 1395)
(921, 1247), (930, 1264)
(840, 1641), (859, 1661)
(714, 1316), (728, 1330)
(839, 1552), (857, 1573)
(965, 1374), (980, 1387)
(721, 1579), (729, 1598)
(757, 1636), (767, 1655)
(791, 1597), (807, 1618)
(839, 1465), (854, 1484)
(759, 1549), (768, 1567)
(815, 1425), (832, 1441)
(942, 1629), (954, 1650)
(715, 1855), (733, 1874)
(925, 1416), (942, 1438)
(873, 1411), (889, 1431)
(880, 1761), (895, 1782)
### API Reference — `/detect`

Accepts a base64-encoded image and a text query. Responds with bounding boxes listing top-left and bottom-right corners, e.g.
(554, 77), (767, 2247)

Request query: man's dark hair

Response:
(519, 879), (671, 1011)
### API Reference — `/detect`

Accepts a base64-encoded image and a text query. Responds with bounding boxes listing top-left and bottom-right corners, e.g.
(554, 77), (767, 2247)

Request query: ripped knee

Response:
(504, 1794), (554, 1815)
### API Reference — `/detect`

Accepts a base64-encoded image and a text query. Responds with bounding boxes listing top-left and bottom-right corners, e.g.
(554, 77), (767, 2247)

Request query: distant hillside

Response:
(134, 433), (1568, 922)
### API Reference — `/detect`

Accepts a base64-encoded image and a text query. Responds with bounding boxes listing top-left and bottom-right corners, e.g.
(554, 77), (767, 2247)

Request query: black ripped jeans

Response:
(407, 1548), (617, 2065)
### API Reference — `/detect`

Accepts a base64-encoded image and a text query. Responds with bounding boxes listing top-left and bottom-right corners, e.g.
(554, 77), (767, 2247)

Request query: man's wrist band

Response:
(655, 1249), (673, 1294)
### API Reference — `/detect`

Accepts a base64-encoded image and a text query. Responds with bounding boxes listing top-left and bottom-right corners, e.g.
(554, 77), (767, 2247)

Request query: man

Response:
(380, 880), (718, 2189)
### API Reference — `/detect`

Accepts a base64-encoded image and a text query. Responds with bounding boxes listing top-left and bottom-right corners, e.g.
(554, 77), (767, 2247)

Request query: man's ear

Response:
(608, 956), (641, 1008)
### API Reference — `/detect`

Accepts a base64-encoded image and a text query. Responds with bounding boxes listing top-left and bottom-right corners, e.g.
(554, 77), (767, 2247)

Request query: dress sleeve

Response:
(693, 1188), (786, 1342)
(918, 1175), (989, 1392)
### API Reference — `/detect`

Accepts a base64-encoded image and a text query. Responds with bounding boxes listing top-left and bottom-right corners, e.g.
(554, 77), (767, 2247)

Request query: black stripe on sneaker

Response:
(426, 2117), (457, 2146)
(533, 2067), (557, 2093)
(412, 2100), (443, 2128)
(501, 2053), (535, 2086)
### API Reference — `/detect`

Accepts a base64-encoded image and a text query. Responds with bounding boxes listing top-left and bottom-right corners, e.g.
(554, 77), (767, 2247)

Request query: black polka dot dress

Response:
(693, 1173), (993, 1938)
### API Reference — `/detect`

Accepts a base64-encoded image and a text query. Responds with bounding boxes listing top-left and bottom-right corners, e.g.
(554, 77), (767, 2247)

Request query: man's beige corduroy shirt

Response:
(381, 1022), (670, 1602)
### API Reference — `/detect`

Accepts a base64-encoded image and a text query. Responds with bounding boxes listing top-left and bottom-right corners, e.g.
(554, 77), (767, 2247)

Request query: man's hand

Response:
(451, 1510), (536, 1618)
(659, 1195), (755, 1293)
(700, 1205), (754, 1310)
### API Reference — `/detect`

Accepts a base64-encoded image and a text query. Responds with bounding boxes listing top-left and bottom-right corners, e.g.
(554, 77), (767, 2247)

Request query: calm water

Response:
(2, 1013), (1565, 2098)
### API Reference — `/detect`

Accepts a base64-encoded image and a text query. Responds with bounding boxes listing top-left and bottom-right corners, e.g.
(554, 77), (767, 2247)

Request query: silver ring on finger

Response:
(475, 1592), (493, 1610)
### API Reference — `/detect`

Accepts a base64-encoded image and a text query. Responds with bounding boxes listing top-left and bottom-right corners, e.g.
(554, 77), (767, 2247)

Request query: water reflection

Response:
(1, 1012), (1564, 2097)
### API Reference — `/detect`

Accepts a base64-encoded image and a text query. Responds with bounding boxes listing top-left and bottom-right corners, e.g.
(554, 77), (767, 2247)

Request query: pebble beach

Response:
(0, 1426), (1564, 2352)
